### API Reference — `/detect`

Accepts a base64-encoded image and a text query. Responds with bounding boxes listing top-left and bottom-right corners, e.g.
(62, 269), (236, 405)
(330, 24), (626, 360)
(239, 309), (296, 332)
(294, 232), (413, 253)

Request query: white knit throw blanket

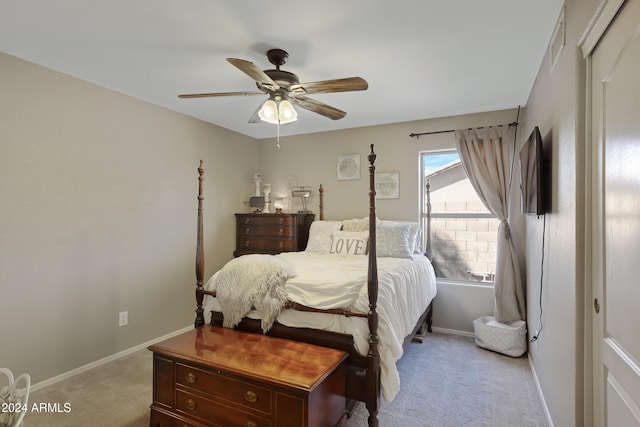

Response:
(214, 254), (296, 333)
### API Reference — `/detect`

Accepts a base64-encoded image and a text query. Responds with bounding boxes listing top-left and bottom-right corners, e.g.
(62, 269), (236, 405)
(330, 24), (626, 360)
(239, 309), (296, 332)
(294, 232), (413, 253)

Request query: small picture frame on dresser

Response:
(249, 196), (265, 212)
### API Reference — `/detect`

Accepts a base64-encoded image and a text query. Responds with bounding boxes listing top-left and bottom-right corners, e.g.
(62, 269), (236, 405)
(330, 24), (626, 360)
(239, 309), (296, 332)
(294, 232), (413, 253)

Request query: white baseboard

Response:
(431, 326), (475, 338)
(31, 325), (193, 392)
(528, 353), (555, 427)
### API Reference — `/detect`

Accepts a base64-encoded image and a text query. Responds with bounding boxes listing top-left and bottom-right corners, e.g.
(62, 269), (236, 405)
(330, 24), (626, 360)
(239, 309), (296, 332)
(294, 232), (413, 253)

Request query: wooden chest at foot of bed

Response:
(148, 325), (347, 427)
(234, 213), (314, 257)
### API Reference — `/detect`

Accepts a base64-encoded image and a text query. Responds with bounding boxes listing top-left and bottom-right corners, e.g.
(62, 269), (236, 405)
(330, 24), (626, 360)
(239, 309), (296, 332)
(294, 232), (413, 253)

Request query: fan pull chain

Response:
(276, 103), (281, 148)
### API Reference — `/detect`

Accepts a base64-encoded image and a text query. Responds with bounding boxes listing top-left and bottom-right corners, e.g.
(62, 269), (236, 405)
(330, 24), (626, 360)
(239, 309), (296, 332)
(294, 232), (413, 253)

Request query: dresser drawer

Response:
(241, 216), (295, 226)
(238, 238), (295, 253)
(176, 363), (272, 414)
(239, 225), (294, 238)
(176, 390), (271, 427)
(235, 213), (314, 257)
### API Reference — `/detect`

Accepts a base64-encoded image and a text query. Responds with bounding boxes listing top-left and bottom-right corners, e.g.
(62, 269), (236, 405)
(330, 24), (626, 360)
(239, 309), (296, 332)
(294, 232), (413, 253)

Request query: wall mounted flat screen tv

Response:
(520, 126), (545, 215)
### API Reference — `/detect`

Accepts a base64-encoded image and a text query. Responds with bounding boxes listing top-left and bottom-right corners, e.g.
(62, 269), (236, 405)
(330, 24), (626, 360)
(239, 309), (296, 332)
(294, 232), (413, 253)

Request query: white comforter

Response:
(203, 251), (437, 401)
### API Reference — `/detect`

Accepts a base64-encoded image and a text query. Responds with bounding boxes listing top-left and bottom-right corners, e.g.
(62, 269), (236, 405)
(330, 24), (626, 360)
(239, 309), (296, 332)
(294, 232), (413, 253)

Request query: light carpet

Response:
(26, 332), (547, 426)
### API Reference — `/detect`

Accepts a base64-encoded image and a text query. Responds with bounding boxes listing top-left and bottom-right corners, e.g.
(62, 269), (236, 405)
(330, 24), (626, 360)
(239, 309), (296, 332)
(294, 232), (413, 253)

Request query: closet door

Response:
(585, 0), (640, 425)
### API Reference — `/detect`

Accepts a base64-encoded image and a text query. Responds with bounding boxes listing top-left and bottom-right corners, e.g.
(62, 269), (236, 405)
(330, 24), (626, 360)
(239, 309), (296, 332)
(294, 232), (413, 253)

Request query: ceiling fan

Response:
(178, 48), (368, 124)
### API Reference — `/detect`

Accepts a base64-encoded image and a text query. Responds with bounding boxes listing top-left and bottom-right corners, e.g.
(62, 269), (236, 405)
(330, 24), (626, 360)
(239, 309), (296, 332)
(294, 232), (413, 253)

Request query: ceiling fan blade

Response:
(227, 58), (280, 91)
(289, 77), (368, 95)
(178, 91), (264, 99)
(290, 96), (346, 120)
(248, 103), (263, 124)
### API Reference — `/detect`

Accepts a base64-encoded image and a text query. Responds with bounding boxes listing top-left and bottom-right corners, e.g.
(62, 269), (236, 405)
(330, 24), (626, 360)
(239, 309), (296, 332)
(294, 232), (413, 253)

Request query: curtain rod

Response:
(409, 121), (518, 139)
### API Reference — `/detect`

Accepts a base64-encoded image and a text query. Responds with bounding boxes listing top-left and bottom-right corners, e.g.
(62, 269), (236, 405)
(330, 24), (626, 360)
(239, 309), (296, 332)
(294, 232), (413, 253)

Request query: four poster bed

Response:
(193, 145), (436, 427)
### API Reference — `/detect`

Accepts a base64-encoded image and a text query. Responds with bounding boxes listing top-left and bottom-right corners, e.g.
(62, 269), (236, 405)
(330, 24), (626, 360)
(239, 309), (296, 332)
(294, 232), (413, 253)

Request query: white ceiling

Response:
(0, 0), (564, 140)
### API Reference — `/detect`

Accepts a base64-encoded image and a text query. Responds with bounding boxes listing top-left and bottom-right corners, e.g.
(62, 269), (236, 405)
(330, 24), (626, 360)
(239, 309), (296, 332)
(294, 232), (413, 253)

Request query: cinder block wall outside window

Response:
(430, 215), (499, 282)
(427, 180), (498, 283)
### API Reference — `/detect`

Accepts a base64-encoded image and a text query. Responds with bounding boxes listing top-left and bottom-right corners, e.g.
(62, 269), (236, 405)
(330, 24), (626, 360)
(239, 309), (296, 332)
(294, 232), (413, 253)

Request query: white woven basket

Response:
(473, 316), (527, 357)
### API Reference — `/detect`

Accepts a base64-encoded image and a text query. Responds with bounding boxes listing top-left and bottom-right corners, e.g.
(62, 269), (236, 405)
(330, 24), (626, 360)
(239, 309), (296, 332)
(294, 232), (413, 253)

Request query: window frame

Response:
(419, 149), (498, 285)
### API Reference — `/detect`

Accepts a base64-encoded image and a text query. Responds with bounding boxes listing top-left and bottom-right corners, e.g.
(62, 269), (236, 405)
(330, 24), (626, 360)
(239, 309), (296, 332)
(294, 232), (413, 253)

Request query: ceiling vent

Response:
(550, 7), (566, 72)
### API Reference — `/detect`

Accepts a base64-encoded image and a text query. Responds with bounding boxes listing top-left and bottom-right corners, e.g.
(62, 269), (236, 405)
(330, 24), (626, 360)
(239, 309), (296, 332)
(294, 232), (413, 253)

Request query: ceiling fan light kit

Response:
(178, 48), (368, 126)
(258, 96), (298, 125)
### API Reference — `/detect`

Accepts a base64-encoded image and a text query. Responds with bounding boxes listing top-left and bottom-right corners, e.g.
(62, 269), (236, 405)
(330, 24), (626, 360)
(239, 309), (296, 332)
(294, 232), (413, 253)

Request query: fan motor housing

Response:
(260, 69), (299, 90)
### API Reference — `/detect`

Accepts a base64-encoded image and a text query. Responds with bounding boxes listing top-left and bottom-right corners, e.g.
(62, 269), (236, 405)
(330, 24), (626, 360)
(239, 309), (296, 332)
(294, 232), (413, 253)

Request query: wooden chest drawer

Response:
(176, 389), (271, 427)
(176, 363), (272, 414)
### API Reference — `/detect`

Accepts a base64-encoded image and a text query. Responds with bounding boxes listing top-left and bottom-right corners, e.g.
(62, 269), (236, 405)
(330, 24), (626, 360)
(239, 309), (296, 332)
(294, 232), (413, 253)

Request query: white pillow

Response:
(342, 217), (369, 232)
(305, 221), (343, 253)
(375, 223), (413, 258)
(329, 231), (369, 256)
(378, 219), (422, 253)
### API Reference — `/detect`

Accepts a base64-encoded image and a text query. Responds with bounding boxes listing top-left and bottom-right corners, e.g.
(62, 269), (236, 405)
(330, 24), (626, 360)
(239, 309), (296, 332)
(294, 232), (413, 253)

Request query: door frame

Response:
(579, 0), (629, 425)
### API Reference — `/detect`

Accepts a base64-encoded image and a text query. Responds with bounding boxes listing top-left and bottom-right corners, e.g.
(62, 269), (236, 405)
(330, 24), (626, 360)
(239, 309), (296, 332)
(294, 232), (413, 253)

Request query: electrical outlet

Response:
(119, 311), (128, 327)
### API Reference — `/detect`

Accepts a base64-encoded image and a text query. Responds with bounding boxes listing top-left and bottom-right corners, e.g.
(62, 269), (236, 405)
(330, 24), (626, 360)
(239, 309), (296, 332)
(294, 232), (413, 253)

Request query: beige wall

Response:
(520, 1), (599, 425)
(0, 52), (258, 384)
(257, 109), (519, 221)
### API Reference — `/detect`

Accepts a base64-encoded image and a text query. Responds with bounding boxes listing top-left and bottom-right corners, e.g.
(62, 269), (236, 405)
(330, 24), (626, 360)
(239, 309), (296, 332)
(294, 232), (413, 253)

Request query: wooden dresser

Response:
(234, 213), (314, 257)
(148, 325), (347, 427)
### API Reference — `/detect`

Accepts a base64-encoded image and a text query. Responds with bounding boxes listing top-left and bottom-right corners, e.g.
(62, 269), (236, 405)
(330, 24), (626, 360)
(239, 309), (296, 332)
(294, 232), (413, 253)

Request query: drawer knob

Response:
(278, 218), (284, 224)
(278, 228), (283, 236)
(245, 421), (257, 427)
(245, 240), (250, 247)
(245, 227), (250, 235)
(185, 372), (197, 384)
(185, 399), (197, 410)
(244, 390), (258, 403)
(245, 218), (250, 224)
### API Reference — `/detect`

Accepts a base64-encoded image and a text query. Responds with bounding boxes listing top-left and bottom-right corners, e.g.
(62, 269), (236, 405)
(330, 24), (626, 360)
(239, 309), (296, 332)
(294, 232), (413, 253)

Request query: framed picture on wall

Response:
(375, 172), (400, 199)
(337, 154), (360, 180)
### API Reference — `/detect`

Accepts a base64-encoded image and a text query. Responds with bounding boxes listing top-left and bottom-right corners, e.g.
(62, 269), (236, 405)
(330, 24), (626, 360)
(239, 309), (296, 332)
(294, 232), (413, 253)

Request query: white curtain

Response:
(455, 126), (525, 323)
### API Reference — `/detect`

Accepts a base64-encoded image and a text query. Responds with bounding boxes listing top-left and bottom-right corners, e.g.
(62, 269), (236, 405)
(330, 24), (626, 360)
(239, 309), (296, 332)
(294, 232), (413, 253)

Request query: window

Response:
(420, 150), (499, 284)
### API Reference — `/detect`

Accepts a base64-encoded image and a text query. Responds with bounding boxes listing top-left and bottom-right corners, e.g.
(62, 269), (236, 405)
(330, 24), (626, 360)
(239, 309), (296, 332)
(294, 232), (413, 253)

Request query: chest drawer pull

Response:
(245, 421), (257, 427)
(185, 399), (197, 410)
(278, 228), (283, 236)
(185, 372), (197, 384)
(244, 390), (258, 403)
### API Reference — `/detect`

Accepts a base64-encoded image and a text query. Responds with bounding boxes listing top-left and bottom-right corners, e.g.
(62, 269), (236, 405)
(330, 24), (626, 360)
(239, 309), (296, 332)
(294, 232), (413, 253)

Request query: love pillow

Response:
(329, 231), (369, 256)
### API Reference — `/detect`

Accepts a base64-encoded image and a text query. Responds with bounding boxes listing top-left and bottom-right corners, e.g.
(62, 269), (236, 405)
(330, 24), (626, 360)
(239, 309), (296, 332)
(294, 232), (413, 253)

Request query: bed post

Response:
(195, 161), (206, 328)
(318, 184), (324, 220)
(425, 179), (432, 259)
(366, 144), (380, 427)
